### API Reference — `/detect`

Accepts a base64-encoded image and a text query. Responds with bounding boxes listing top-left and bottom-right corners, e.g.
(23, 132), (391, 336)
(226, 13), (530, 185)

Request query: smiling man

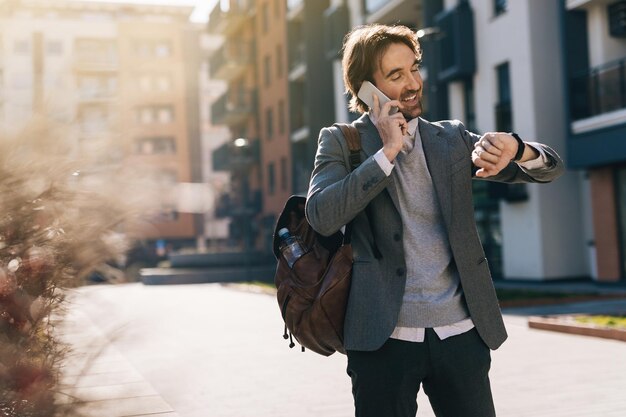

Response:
(305, 24), (564, 417)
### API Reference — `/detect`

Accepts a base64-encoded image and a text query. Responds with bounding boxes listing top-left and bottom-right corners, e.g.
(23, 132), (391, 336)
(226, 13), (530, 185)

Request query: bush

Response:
(0, 117), (156, 416)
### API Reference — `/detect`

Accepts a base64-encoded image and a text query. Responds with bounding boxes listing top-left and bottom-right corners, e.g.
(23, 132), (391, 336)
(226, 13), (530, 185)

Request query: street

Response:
(59, 283), (626, 417)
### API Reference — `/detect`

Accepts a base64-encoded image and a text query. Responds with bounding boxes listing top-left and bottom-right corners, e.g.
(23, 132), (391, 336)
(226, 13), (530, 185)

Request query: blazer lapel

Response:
(419, 119), (452, 227)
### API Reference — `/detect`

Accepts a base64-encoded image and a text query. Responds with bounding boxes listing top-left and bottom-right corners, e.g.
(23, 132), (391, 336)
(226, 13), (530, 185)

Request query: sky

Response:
(80, 0), (218, 22)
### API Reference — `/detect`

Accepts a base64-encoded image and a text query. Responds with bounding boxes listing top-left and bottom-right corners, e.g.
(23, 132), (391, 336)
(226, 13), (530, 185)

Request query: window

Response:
(155, 74), (172, 91)
(262, 3), (269, 33)
(268, 162), (276, 195)
(134, 137), (176, 155)
(278, 100), (285, 134)
(134, 40), (171, 58)
(46, 40), (63, 56)
(14, 40), (30, 55)
(80, 105), (109, 134)
(155, 41), (171, 57)
(264, 55), (271, 86)
(494, 0), (507, 16)
(266, 107), (274, 139)
(276, 44), (283, 78)
(495, 62), (512, 132)
(157, 106), (174, 123)
(280, 157), (287, 191)
(136, 105), (174, 124)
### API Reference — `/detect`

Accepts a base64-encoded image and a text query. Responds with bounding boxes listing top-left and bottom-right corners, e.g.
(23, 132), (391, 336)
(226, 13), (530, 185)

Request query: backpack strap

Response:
(332, 123), (382, 259)
(336, 124), (362, 171)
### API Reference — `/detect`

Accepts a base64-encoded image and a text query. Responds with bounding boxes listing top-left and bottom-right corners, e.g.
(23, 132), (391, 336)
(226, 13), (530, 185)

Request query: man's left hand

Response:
(472, 133), (519, 178)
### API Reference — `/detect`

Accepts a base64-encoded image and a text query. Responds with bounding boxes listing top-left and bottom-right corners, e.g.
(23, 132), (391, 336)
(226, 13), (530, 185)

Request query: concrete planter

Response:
(528, 316), (626, 342)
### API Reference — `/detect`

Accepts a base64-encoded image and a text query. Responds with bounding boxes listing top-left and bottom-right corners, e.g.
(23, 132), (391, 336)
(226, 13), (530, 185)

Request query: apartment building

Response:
(562, 0), (626, 281)
(199, 32), (231, 248)
(287, 0), (335, 195)
(0, 0), (202, 254)
(207, 0), (262, 250)
(257, 0), (291, 248)
(413, 0), (585, 280)
(324, 0), (589, 281)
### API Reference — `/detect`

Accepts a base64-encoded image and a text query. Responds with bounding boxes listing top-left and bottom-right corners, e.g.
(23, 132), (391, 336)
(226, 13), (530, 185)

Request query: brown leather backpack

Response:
(272, 124), (361, 356)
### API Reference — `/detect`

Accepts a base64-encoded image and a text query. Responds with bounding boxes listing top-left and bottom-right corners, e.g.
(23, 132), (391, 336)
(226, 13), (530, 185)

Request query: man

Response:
(305, 24), (563, 417)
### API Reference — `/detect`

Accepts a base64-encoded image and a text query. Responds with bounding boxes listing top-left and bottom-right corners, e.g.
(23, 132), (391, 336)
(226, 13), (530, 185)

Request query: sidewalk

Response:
(58, 283), (626, 417)
(57, 305), (179, 417)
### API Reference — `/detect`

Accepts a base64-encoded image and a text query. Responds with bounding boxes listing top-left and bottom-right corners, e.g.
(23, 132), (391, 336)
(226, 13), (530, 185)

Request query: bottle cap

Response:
(278, 228), (289, 238)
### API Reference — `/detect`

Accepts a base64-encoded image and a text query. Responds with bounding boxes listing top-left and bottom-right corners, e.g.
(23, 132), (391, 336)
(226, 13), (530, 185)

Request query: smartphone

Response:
(357, 81), (398, 114)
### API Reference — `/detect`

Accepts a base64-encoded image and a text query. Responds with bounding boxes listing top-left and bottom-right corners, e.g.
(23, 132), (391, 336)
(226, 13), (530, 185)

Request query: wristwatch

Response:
(510, 133), (525, 162)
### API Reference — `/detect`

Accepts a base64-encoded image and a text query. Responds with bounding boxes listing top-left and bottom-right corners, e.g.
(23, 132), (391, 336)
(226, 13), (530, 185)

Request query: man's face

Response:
(372, 42), (423, 120)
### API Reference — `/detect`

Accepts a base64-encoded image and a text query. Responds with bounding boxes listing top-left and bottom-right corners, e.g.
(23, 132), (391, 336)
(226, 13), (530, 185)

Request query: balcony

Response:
(209, 41), (254, 81)
(211, 89), (257, 126)
(288, 42), (306, 81)
(208, 0), (255, 36)
(74, 57), (118, 72)
(570, 56), (626, 132)
(212, 138), (261, 173)
(74, 40), (118, 72)
(287, 0), (303, 20)
(364, 0), (420, 25)
(77, 88), (117, 102)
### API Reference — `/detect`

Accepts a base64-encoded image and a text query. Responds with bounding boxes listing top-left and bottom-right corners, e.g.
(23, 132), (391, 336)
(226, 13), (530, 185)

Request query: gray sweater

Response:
(392, 130), (469, 328)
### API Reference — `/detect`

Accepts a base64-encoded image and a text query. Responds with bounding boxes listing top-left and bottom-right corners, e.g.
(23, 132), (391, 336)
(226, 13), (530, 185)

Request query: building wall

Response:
(589, 167), (621, 281)
(256, 0), (291, 218)
(119, 20), (195, 239)
(0, 1), (201, 244)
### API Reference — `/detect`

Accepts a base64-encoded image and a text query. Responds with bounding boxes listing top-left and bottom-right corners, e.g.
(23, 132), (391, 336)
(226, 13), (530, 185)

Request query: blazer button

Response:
(396, 267), (405, 276)
(393, 233), (401, 242)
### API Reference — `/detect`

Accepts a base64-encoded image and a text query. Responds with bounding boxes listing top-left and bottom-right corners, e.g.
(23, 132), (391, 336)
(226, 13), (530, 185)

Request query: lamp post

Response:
(232, 137), (254, 252)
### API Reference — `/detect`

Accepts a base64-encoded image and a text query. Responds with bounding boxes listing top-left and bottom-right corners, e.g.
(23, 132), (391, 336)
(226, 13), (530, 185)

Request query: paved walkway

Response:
(58, 283), (626, 417)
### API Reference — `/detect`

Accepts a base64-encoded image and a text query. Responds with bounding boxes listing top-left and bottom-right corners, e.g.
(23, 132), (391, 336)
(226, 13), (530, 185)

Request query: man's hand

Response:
(370, 94), (406, 162)
(472, 133), (519, 178)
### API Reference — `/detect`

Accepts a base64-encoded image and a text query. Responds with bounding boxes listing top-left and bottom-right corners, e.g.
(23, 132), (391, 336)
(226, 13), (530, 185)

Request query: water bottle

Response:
(278, 228), (306, 268)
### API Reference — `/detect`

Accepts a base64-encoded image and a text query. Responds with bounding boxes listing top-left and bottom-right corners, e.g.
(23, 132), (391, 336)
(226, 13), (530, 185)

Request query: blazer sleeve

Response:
(305, 126), (392, 237)
(458, 124), (565, 184)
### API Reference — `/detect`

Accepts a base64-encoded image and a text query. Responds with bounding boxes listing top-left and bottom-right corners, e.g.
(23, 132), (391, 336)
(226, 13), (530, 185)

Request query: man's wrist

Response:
(510, 133), (525, 162)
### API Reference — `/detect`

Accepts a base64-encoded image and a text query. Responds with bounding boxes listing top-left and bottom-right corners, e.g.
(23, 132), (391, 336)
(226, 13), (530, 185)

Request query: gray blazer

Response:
(305, 114), (564, 351)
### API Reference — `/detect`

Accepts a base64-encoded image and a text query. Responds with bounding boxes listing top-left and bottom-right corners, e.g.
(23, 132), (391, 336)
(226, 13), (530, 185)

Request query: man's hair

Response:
(341, 24), (421, 114)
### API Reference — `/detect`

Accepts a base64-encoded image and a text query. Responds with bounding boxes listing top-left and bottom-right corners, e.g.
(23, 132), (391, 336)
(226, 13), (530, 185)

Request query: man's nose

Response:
(407, 72), (421, 91)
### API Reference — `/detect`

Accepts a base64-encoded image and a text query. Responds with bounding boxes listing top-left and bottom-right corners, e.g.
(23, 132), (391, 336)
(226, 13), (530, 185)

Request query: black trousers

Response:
(346, 328), (496, 417)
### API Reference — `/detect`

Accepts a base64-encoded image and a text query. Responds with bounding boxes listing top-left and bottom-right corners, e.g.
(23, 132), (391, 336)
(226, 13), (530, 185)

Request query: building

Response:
(199, 32), (231, 249)
(286, 0), (337, 197)
(257, 0), (291, 248)
(416, 0), (586, 281)
(562, 0), (626, 281)
(0, 0), (204, 256)
(323, 0), (589, 281)
(207, 0), (262, 251)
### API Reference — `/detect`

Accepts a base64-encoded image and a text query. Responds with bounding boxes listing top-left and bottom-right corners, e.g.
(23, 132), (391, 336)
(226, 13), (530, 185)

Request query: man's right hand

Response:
(370, 94), (406, 162)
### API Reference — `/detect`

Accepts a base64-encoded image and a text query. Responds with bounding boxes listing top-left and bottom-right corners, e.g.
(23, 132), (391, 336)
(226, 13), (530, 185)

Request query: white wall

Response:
(585, 2), (626, 68)
(528, 0), (587, 279)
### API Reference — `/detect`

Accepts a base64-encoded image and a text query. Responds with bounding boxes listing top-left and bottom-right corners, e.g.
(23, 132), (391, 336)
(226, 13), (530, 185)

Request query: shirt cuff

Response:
(373, 148), (394, 176)
(517, 142), (549, 170)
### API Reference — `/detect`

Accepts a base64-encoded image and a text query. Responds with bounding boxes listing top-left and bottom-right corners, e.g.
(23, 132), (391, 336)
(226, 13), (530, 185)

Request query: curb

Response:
(528, 316), (626, 342)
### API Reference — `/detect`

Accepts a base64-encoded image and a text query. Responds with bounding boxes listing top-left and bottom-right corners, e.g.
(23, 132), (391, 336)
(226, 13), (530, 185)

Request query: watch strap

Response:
(510, 133), (525, 162)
